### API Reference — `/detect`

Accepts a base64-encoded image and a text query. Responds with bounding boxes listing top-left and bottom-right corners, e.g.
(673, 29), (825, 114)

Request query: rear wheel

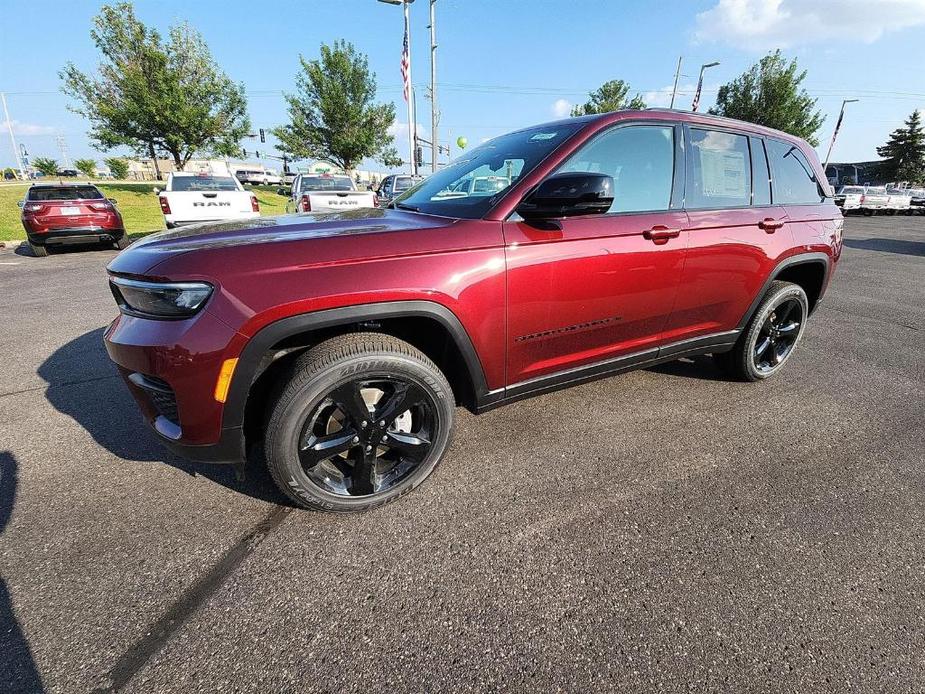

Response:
(265, 333), (455, 512)
(114, 236), (130, 250)
(714, 281), (808, 382)
(29, 242), (47, 257)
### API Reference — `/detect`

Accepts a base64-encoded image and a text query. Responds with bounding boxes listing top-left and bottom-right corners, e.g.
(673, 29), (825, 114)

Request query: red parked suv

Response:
(104, 110), (842, 512)
(20, 183), (128, 257)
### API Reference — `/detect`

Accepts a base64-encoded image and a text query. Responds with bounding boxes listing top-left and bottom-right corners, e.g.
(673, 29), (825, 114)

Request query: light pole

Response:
(379, 0), (417, 176)
(429, 0), (438, 173)
(691, 61), (719, 112)
(823, 99), (859, 174)
(1, 92), (27, 179)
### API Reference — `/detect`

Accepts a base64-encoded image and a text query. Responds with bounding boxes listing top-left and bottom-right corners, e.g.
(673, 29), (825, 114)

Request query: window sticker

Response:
(700, 148), (747, 198)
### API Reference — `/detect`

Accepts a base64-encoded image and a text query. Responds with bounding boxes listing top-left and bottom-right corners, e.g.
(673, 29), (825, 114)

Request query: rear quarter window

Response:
(766, 139), (826, 204)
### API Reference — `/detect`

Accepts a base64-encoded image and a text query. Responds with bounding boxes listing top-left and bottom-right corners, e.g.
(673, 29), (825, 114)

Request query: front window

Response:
(170, 176), (238, 192)
(394, 123), (581, 219)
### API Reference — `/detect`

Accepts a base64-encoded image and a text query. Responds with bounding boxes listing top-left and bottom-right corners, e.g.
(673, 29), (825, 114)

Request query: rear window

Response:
(840, 186), (864, 194)
(27, 186), (103, 201)
(686, 128), (752, 209)
(170, 176), (238, 192)
(394, 177), (414, 192)
(866, 186), (888, 194)
(299, 176), (354, 192)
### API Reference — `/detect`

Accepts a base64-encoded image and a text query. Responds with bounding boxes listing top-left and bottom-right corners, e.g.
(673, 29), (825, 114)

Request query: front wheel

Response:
(714, 281), (809, 382)
(114, 235), (130, 250)
(264, 333), (455, 512)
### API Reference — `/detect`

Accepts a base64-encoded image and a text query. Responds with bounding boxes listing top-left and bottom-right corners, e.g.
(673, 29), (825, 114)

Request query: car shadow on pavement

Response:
(0, 451), (45, 693)
(38, 328), (289, 506)
(843, 237), (925, 257)
(647, 355), (731, 382)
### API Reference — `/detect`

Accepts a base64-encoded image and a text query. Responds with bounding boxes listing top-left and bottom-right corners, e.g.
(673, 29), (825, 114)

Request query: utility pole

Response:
(404, 0), (416, 176)
(55, 135), (72, 169)
(669, 56), (682, 109)
(429, 0), (438, 173)
(1, 92), (27, 179)
(823, 98), (859, 174)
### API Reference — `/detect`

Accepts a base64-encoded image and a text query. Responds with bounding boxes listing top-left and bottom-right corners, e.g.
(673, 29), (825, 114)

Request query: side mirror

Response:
(108, 198), (118, 205)
(153, 187), (160, 195)
(517, 172), (614, 220)
(277, 187), (288, 196)
(17, 200), (24, 208)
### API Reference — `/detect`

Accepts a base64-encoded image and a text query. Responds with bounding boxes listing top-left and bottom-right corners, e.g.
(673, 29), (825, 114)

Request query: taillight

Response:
(159, 196), (171, 214)
(89, 201), (112, 212)
(24, 203), (46, 214)
(250, 195), (260, 213)
(300, 194), (311, 212)
(859, 195), (865, 204)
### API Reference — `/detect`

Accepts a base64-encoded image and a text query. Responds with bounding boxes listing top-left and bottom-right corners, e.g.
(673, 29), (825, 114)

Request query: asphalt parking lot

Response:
(1, 216), (923, 693)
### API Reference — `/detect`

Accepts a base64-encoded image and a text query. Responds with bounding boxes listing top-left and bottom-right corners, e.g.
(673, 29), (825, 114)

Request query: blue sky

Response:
(2, 0), (924, 173)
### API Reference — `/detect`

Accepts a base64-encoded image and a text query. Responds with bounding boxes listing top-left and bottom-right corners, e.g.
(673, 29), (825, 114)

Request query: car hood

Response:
(107, 208), (453, 276)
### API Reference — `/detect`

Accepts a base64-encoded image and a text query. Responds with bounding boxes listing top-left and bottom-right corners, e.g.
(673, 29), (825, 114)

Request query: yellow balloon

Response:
(456, 136), (468, 149)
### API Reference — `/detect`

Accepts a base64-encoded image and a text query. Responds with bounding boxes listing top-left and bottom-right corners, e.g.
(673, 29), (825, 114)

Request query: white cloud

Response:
(695, 0), (925, 49)
(551, 98), (573, 119)
(0, 119), (56, 136)
(388, 121), (428, 139)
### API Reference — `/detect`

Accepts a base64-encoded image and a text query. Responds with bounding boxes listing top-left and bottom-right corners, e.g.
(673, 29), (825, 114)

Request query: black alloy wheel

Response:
(297, 377), (437, 497)
(752, 298), (803, 375)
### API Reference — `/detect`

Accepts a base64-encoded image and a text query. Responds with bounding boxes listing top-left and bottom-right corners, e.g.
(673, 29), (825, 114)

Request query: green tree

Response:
(710, 51), (824, 146)
(60, 2), (250, 173)
(75, 158), (97, 178)
(105, 157), (130, 179)
(876, 110), (925, 185)
(33, 158), (58, 176)
(272, 40), (399, 174)
(570, 80), (646, 116)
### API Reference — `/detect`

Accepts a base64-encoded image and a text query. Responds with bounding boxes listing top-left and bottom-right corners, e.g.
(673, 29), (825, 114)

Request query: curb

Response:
(0, 240), (24, 250)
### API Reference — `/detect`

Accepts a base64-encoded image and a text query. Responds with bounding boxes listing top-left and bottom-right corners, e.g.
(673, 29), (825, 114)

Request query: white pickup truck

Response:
(284, 173), (376, 213)
(157, 172), (260, 228)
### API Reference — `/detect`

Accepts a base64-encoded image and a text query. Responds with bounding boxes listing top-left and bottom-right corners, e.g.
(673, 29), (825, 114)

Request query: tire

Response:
(264, 332), (455, 512)
(114, 235), (130, 250)
(714, 280), (809, 382)
(29, 242), (47, 257)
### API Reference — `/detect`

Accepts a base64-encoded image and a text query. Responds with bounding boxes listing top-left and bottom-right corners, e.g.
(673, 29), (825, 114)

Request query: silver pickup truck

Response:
(283, 173), (376, 213)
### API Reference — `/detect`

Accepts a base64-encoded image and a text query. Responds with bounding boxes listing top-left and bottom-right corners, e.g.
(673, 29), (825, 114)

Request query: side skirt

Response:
(474, 330), (739, 413)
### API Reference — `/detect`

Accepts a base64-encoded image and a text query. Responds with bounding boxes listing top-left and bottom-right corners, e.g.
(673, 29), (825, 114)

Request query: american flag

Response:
(691, 74), (704, 112)
(401, 24), (411, 103)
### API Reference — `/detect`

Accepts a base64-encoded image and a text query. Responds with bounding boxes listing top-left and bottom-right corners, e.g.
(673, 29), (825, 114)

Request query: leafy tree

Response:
(876, 110), (925, 185)
(104, 157), (130, 179)
(272, 40), (399, 174)
(60, 2), (250, 173)
(75, 158), (97, 178)
(33, 158), (58, 176)
(570, 80), (646, 116)
(710, 51), (824, 146)
(3, 167), (15, 180)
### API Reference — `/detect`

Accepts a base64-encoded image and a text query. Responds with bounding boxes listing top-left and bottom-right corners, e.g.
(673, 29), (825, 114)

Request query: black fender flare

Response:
(735, 251), (831, 332)
(220, 300), (489, 430)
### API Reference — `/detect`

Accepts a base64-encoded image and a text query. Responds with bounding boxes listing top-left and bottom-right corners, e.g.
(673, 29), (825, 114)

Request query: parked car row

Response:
(835, 184), (922, 215)
(233, 167), (282, 186)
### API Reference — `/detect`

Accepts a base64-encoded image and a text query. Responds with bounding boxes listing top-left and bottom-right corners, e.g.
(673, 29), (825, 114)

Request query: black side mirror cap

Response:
(517, 171), (614, 220)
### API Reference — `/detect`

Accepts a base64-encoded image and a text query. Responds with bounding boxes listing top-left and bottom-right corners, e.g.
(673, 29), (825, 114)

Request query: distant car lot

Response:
(0, 216), (922, 692)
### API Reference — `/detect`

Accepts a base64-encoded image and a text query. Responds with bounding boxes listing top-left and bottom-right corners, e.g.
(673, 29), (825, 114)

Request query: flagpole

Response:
(823, 99), (859, 174)
(691, 61), (719, 112)
(403, 1), (416, 176)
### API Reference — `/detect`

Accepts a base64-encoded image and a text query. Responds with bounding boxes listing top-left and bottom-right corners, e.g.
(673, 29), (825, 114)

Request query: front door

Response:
(503, 123), (689, 386)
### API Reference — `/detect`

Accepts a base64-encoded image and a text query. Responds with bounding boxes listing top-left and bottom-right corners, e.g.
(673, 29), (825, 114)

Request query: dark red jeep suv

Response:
(105, 110), (841, 512)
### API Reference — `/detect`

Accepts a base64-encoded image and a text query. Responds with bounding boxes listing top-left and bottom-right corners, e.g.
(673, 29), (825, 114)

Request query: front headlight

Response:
(109, 277), (213, 319)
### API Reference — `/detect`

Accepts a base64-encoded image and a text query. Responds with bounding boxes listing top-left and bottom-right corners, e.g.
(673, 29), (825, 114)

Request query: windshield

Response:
(394, 123), (581, 218)
(170, 175), (238, 192)
(299, 176), (354, 192)
(28, 186), (103, 201)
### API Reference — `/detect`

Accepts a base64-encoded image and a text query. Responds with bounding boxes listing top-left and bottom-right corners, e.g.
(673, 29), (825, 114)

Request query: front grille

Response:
(129, 373), (179, 425)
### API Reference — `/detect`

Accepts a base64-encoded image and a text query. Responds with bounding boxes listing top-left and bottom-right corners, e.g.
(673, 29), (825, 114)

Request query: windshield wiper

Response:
(395, 202), (420, 212)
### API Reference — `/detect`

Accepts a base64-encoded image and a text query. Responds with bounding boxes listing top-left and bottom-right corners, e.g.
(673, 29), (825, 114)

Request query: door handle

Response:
(643, 225), (682, 244)
(758, 218), (785, 233)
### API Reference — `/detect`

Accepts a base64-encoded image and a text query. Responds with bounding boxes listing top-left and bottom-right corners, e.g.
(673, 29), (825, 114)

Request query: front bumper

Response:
(104, 309), (247, 464)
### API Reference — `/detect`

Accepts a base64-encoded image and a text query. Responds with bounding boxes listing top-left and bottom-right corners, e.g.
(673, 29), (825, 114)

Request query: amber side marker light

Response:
(214, 358), (239, 403)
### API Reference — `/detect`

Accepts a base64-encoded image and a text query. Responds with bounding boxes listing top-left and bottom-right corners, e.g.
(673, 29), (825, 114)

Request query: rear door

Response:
(664, 127), (793, 342)
(503, 122), (689, 385)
